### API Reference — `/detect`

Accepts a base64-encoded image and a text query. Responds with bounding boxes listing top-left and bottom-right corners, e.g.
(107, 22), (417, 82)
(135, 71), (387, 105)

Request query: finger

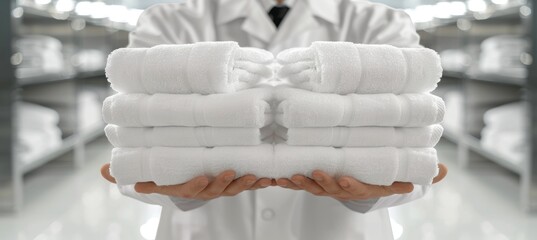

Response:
(100, 163), (116, 183)
(290, 175), (326, 196)
(276, 178), (301, 190)
(339, 176), (415, 199)
(134, 181), (159, 194)
(134, 176), (210, 198)
(222, 175), (257, 196)
(311, 171), (346, 196)
(249, 178), (273, 190)
(198, 170), (236, 199)
(433, 163), (448, 184)
(169, 176), (210, 198)
(338, 177), (370, 198)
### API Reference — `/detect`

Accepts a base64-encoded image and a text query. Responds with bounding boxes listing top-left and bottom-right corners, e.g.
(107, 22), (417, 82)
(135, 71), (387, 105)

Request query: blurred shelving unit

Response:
(408, 0), (537, 212)
(0, 0), (139, 212)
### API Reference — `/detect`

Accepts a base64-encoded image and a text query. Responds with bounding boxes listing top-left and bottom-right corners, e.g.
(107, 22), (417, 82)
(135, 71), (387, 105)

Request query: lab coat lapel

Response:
(268, 0), (319, 50)
(241, 0), (277, 44)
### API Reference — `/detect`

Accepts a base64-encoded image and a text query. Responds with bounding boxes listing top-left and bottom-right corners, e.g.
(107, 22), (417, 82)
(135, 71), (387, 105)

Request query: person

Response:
(100, 0), (448, 239)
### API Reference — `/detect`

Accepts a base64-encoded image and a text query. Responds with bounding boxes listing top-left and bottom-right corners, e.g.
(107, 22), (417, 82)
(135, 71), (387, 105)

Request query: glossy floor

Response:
(0, 137), (535, 240)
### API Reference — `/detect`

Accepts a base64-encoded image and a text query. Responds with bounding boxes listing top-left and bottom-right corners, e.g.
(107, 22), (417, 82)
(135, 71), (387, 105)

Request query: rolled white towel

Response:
(105, 125), (273, 147)
(106, 42), (274, 94)
(110, 145), (439, 186)
(278, 125), (444, 148)
(102, 87), (273, 128)
(277, 41), (442, 94)
(275, 87), (445, 127)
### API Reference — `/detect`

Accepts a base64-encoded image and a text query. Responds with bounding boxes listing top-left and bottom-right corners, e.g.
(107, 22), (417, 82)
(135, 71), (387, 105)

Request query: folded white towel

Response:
(277, 42), (442, 94)
(106, 42), (274, 94)
(102, 87), (273, 127)
(105, 125), (272, 147)
(110, 144), (438, 186)
(275, 87), (445, 127)
(278, 125), (443, 147)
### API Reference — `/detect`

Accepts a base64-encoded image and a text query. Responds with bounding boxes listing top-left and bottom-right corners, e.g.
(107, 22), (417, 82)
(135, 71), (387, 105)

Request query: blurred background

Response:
(0, 0), (536, 239)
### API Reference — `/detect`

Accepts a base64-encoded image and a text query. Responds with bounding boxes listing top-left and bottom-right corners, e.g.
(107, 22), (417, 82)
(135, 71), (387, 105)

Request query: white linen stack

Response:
(275, 41), (445, 185)
(481, 102), (528, 165)
(104, 42), (275, 185)
(105, 41), (445, 187)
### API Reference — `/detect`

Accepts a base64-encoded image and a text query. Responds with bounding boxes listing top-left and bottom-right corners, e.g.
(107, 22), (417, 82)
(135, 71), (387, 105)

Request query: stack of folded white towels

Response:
(104, 41), (445, 187)
(15, 102), (62, 164)
(481, 102), (528, 165)
(274, 42), (444, 185)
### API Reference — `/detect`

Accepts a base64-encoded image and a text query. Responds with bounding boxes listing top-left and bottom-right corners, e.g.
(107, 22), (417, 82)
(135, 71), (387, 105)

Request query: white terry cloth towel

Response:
(277, 41), (442, 94)
(102, 87), (273, 128)
(110, 145), (438, 186)
(277, 125), (444, 148)
(110, 144), (274, 186)
(106, 42), (274, 94)
(105, 125), (273, 147)
(275, 87), (445, 128)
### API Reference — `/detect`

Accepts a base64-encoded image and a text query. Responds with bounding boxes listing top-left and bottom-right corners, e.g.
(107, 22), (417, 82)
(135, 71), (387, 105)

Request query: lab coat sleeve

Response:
(117, 184), (208, 211)
(169, 197), (209, 211)
(117, 184), (177, 208)
(340, 184), (432, 213)
(349, 2), (422, 48)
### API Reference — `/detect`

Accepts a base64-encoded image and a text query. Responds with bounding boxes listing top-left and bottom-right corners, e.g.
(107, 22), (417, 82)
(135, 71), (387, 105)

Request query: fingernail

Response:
(340, 180), (350, 188)
(224, 175), (234, 182)
(280, 182), (288, 187)
(294, 180), (303, 186)
(314, 175), (323, 182)
(245, 180), (255, 185)
(261, 182), (270, 187)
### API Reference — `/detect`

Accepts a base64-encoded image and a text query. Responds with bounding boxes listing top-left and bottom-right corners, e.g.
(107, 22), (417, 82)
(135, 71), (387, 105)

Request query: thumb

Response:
(100, 163), (117, 184)
(432, 163), (448, 184)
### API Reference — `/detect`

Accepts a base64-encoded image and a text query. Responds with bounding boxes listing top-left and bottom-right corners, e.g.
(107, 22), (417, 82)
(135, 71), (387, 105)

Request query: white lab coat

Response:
(120, 0), (430, 239)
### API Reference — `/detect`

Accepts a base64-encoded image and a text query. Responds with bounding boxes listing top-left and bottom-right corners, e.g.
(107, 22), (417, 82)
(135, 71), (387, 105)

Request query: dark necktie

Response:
(268, 5), (290, 28)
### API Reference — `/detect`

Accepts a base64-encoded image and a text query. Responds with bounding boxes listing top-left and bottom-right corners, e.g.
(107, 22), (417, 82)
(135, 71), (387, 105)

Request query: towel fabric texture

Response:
(105, 125), (272, 147)
(102, 87), (273, 128)
(104, 41), (444, 189)
(277, 42), (442, 94)
(275, 87), (445, 128)
(106, 42), (274, 94)
(110, 144), (439, 186)
(278, 125), (444, 147)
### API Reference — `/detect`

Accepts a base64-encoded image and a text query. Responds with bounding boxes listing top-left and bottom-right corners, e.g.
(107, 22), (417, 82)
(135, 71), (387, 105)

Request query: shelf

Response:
(19, 134), (78, 174)
(19, 124), (105, 175)
(441, 70), (526, 86)
(17, 70), (105, 87)
(415, 3), (525, 30)
(466, 71), (526, 86)
(19, 6), (135, 32)
(463, 135), (522, 175)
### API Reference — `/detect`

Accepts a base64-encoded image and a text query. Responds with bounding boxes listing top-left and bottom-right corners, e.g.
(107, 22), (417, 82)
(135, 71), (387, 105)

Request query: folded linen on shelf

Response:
(278, 125), (443, 147)
(106, 42), (274, 94)
(110, 144), (438, 186)
(102, 87), (273, 127)
(277, 41), (442, 94)
(275, 87), (445, 127)
(105, 125), (272, 147)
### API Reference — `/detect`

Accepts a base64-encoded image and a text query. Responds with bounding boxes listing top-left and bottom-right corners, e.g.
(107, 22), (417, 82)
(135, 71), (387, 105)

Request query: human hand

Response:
(275, 163), (448, 201)
(100, 163), (275, 200)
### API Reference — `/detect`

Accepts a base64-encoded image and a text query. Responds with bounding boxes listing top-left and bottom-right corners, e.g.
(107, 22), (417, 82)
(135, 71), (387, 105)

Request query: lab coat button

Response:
(261, 208), (275, 221)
